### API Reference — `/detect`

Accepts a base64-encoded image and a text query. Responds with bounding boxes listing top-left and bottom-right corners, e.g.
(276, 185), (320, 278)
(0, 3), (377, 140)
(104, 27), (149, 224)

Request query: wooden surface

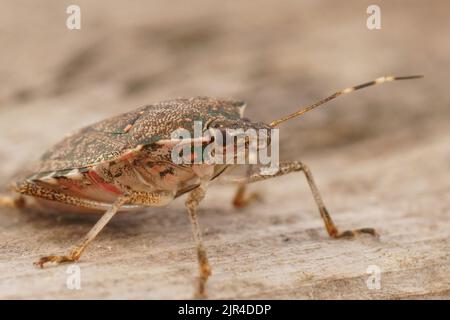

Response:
(1, 0), (449, 299)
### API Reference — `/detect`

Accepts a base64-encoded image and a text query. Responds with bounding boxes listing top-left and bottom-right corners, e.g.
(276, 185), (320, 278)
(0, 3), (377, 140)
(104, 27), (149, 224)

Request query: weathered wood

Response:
(0, 0), (449, 299)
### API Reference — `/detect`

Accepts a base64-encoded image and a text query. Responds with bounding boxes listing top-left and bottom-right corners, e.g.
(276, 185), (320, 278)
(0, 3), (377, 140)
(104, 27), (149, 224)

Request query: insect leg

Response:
(0, 182), (26, 208)
(185, 186), (212, 298)
(17, 179), (131, 211)
(35, 196), (129, 268)
(232, 184), (261, 208)
(234, 161), (378, 238)
(0, 195), (25, 208)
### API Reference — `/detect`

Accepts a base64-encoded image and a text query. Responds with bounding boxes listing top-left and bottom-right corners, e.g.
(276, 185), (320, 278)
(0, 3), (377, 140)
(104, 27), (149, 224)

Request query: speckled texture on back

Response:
(34, 97), (246, 173)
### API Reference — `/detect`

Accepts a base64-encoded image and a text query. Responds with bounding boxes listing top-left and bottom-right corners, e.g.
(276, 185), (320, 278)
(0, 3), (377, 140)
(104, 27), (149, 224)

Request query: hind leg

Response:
(19, 178), (175, 267)
(34, 187), (175, 268)
(0, 182), (26, 208)
(0, 195), (25, 208)
(35, 190), (174, 267)
(35, 195), (129, 267)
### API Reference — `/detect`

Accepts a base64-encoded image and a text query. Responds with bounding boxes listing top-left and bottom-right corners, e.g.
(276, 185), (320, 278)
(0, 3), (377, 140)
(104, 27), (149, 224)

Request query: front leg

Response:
(185, 186), (212, 298)
(234, 161), (378, 239)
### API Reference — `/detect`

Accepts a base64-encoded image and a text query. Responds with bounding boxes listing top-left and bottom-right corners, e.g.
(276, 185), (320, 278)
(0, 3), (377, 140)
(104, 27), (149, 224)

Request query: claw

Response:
(335, 228), (379, 239)
(34, 255), (77, 268)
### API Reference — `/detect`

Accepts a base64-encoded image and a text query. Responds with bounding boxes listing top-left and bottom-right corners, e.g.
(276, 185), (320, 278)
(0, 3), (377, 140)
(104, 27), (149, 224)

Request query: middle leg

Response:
(185, 186), (212, 298)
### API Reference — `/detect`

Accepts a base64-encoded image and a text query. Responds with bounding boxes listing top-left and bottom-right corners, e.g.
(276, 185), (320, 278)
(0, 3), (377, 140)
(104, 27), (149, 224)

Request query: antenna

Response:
(270, 75), (424, 127)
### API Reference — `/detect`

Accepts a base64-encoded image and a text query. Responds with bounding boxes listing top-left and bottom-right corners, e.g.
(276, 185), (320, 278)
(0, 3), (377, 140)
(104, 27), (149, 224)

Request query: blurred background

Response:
(1, 0), (449, 299)
(0, 0), (448, 175)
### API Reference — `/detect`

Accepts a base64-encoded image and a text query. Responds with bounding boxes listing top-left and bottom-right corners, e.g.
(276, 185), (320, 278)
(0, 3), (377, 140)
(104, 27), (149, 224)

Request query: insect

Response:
(0, 75), (422, 298)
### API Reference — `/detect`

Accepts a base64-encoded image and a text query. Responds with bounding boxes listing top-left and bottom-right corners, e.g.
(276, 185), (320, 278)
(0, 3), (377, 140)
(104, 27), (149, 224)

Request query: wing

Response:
(33, 97), (246, 173)
(35, 108), (143, 172)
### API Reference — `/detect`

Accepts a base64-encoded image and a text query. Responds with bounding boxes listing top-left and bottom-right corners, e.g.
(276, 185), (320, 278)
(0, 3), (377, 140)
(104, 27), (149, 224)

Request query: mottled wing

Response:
(34, 97), (246, 173)
(35, 107), (144, 172)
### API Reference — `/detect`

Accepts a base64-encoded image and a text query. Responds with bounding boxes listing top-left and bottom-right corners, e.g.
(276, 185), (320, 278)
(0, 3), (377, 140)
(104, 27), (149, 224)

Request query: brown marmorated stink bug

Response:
(0, 75), (422, 298)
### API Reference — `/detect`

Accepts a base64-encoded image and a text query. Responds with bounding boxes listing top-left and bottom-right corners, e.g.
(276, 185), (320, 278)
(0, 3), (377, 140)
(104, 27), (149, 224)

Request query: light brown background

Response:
(0, 0), (449, 299)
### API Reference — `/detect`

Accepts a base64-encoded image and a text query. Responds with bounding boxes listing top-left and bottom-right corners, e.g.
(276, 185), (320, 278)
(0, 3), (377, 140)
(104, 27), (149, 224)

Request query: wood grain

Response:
(0, 0), (449, 299)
